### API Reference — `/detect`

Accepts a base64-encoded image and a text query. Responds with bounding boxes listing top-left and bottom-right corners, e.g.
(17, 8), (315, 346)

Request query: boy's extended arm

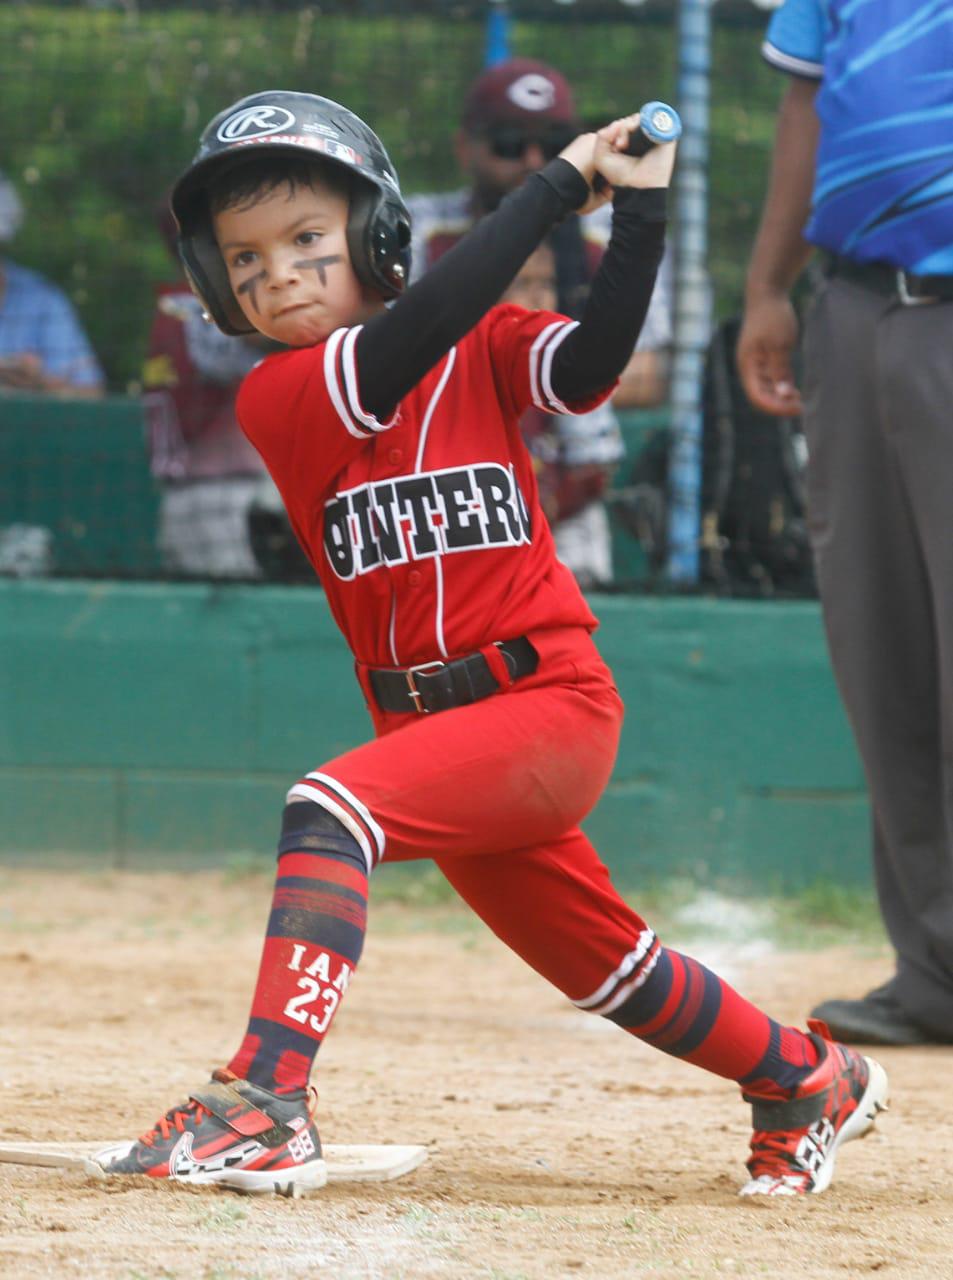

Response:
(547, 187), (666, 403)
(355, 159), (589, 421)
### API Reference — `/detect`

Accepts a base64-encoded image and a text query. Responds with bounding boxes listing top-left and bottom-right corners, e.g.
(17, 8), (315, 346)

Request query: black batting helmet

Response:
(170, 90), (412, 336)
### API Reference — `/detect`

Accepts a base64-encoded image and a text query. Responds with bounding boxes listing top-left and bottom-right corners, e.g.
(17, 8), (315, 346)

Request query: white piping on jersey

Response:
(385, 346), (456, 664)
(414, 347), (457, 472)
(286, 769), (387, 872)
(325, 330), (372, 439)
(573, 929), (658, 1014)
(325, 326), (395, 440)
(529, 320), (579, 416)
(761, 40), (823, 80)
(388, 590), (399, 665)
(434, 555), (448, 658)
(539, 320), (579, 415)
(341, 327), (397, 431)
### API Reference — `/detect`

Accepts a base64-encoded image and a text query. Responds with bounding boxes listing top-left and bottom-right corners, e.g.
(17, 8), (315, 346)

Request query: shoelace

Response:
(139, 1099), (213, 1147)
(747, 1128), (810, 1182)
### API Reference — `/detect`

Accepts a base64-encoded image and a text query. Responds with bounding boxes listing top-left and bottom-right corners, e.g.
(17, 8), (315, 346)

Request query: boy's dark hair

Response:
(208, 154), (352, 217)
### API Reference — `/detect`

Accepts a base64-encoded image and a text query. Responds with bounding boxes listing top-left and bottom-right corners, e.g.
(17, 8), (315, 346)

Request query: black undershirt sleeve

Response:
(355, 159), (589, 421)
(354, 163), (667, 422)
(549, 187), (667, 403)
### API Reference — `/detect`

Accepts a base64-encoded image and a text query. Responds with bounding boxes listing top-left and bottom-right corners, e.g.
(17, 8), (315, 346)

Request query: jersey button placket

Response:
(387, 446), (403, 466)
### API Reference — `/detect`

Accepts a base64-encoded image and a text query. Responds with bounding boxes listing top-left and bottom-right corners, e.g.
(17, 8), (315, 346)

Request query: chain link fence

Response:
(0, 0), (815, 596)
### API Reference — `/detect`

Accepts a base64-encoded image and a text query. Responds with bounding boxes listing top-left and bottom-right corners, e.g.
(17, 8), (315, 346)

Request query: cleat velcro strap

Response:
(744, 1091), (827, 1132)
(189, 1080), (294, 1147)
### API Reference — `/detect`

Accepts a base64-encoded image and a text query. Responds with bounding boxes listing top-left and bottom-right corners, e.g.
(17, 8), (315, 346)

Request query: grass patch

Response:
(368, 867), (885, 951)
(371, 863), (459, 907)
(773, 879), (884, 946)
(620, 876), (885, 951)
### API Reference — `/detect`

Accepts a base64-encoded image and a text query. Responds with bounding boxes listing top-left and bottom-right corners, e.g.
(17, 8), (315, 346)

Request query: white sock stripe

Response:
(582, 946), (662, 1017)
(573, 929), (658, 1009)
(304, 770), (387, 865)
(285, 783), (375, 875)
(538, 321), (578, 414)
(324, 328), (374, 440)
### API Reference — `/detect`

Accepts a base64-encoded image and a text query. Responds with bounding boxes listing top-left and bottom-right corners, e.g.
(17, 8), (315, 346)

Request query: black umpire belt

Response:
(368, 637), (538, 715)
(824, 253), (953, 306)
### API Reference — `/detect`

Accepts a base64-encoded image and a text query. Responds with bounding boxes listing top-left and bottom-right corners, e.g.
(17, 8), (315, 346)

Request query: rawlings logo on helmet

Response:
(217, 105), (296, 143)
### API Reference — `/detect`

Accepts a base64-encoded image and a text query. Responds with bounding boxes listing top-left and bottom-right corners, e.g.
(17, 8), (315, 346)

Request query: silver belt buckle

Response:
(897, 270), (938, 307)
(404, 660), (445, 713)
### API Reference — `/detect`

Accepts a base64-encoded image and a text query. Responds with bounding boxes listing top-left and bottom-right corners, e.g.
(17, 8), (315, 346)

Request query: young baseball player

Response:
(100, 90), (887, 1199)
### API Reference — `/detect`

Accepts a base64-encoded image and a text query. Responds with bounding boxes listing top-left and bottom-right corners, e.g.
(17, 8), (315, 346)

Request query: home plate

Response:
(0, 1140), (427, 1184)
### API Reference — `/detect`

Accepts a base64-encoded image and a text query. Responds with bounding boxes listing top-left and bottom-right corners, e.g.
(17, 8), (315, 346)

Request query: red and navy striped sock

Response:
(605, 946), (820, 1096)
(227, 803), (368, 1093)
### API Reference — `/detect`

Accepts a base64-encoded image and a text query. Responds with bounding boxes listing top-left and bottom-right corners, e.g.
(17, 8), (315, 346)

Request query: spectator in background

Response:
(738, 1), (953, 1045)
(502, 241), (624, 588)
(143, 205), (269, 578)
(0, 170), (104, 397)
(406, 57), (672, 410)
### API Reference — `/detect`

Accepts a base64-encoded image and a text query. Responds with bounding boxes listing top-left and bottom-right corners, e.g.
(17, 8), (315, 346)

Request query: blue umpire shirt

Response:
(763, 1), (953, 275)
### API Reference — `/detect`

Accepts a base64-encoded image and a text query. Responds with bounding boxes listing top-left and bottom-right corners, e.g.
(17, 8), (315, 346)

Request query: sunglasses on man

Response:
(482, 125), (577, 161)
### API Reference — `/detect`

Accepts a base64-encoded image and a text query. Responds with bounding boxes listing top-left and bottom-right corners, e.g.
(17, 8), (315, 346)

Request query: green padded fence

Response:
(0, 580), (870, 889)
(0, 393), (159, 577)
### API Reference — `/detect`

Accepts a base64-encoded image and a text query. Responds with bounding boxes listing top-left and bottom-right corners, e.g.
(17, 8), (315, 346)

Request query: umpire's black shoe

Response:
(810, 984), (951, 1046)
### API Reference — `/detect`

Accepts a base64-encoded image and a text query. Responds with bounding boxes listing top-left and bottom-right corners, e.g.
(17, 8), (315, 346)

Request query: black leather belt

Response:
(368, 637), (538, 715)
(824, 254), (953, 305)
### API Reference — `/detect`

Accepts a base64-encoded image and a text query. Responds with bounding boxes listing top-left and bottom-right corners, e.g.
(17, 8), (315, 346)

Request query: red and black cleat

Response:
(96, 1068), (327, 1196)
(740, 1019), (889, 1197)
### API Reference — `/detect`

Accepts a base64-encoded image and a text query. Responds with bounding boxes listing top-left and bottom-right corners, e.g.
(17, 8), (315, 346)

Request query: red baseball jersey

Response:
(237, 304), (613, 668)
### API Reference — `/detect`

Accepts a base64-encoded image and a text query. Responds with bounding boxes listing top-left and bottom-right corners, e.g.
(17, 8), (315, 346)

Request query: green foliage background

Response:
(0, 2), (782, 390)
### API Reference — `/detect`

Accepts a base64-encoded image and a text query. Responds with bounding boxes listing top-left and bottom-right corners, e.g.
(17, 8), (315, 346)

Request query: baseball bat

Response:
(626, 102), (682, 155)
(593, 101), (681, 192)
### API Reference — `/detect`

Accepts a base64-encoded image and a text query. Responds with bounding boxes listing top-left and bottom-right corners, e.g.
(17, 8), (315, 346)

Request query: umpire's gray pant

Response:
(803, 274), (953, 1036)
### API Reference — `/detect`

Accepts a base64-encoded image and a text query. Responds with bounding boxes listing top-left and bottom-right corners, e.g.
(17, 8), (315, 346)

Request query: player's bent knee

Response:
(285, 772), (386, 871)
(277, 798), (368, 874)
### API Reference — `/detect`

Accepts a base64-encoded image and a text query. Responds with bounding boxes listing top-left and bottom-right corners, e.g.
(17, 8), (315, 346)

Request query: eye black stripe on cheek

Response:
(236, 269), (267, 314)
(293, 255), (343, 285)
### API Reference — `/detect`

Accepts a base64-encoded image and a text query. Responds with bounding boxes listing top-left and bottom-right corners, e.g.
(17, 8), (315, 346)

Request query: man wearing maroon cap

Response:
(456, 58), (580, 218)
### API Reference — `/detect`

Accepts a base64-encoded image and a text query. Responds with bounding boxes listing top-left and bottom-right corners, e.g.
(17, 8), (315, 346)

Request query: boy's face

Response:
(501, 244), (557, 312)
(215, 179), (378, 346)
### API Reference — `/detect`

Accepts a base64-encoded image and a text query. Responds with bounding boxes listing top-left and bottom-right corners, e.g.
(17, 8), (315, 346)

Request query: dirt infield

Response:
(2, 867), (951, 1279)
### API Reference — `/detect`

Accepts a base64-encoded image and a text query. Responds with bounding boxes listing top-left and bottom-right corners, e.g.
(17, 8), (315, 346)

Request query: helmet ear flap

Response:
(347, 183), (412, 300)
(177, 214), (255, 337)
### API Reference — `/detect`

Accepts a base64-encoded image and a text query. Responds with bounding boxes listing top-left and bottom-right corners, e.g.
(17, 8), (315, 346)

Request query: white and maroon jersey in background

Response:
(143, 284), (266, 483)
(237, 303), (609, 668)
(405, 189), (673, 353)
